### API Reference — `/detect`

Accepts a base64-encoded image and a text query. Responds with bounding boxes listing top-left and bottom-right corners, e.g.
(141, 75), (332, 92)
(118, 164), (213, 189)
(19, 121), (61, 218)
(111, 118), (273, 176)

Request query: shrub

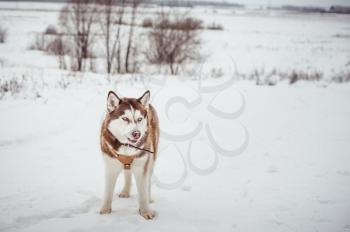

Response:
(0, 77), (24, 99)
(331, 70), (350, 83)
(28, 33), (46, 51)
(44, 25), (58, 35)
(46, 35), (71, 69)
(207, 22), (223, 30)
(142, 18), (153, 28)
(156, 16), (203, 31)
(46, 35), (70, 56)
(287, 70), (322, 84)
(248, 68), (324, 85)
(146, 13), (202, 75)
(0, 25), (7, 43)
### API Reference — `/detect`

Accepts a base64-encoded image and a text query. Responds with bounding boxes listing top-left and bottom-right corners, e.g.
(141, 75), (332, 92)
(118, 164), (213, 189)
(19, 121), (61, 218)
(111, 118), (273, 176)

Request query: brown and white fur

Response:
(99, 90), (159, 219)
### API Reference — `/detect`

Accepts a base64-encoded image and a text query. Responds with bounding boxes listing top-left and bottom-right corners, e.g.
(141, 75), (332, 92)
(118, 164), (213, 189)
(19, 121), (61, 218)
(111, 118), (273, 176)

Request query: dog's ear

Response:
(107, 91), (121, 113)
(138, 90), (150, 108)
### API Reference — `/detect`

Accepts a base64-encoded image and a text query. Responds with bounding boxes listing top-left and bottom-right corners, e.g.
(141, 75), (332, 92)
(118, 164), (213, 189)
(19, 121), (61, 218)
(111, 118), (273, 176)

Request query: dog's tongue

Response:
(128, 138), (137, 144)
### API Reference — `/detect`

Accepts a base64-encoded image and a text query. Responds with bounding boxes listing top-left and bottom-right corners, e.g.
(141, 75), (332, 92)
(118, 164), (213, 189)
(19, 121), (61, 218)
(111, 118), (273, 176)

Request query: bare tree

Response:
(98, 0), (126, 74)
(46, 34), (71, 70)
(146, 11), (202, 75)
(124, 0), (142, 73)
(59, 0), (98, 72)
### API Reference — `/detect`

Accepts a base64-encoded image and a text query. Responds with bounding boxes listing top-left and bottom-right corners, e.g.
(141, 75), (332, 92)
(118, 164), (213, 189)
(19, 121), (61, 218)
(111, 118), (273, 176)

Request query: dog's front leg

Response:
(133, 167), (155, 219)
(100, 157), (122, 214)
(119, 170), (132, 198)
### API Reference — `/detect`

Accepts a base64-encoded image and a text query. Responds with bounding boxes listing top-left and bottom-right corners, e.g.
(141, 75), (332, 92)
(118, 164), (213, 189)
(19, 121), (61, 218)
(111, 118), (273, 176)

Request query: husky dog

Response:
(99, 90), (159, 219)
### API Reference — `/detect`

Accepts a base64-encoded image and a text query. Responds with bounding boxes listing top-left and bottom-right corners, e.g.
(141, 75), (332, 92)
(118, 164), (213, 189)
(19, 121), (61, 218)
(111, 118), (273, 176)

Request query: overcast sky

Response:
(222, 0), (350, 7)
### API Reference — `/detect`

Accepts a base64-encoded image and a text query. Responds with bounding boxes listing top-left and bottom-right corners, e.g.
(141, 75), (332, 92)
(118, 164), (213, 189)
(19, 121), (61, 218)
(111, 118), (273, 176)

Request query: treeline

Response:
(277, 5), (350, 14)
(0, 0), (245, 8)
(29, 0), (203, 75)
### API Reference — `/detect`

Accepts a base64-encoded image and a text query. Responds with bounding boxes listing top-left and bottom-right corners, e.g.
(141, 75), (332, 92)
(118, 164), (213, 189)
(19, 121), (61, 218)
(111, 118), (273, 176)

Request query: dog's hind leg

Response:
(148, 164), (154, 203)
(119, 170), (132, 198)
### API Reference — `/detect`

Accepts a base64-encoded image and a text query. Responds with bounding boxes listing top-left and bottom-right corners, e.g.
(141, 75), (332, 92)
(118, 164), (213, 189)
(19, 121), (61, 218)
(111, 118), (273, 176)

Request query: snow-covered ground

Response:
(1, 77), (350, 232)
(0, 2), (350, 232)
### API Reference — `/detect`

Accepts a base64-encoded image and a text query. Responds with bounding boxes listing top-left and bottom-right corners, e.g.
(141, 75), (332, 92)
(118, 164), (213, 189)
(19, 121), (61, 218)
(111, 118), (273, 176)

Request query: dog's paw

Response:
(118, 192), (130, 198)
(99, 206), (112, 214)
(139, 209), (156, 220)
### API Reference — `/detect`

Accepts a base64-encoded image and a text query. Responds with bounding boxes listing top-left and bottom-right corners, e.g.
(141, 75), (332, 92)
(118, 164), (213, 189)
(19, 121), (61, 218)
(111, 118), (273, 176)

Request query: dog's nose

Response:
(132, 130), (141, 139)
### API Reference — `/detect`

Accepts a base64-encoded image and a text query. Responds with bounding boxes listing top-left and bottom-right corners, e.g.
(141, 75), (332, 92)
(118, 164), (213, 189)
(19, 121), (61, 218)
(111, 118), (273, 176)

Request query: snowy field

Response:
(1, 1), (350, 232)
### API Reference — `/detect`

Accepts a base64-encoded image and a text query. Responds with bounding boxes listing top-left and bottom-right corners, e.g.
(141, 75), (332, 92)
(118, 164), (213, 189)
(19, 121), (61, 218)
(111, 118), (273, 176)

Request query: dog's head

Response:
(106, 90), (150, 145)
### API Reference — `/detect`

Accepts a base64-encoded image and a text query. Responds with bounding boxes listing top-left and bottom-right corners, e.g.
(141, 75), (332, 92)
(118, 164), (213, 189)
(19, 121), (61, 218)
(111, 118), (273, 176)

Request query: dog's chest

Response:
(117, 146), (140, 155)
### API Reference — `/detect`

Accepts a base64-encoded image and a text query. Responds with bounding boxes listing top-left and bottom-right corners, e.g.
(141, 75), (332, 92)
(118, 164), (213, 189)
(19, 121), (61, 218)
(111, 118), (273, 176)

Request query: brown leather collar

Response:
(105, 130), (154, 170)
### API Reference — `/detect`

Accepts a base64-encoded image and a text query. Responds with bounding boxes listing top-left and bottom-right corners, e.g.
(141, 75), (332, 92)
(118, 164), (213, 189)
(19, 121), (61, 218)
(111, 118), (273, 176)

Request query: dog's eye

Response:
(122, 117), (129, 123)
(137, 117), (143, 122)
